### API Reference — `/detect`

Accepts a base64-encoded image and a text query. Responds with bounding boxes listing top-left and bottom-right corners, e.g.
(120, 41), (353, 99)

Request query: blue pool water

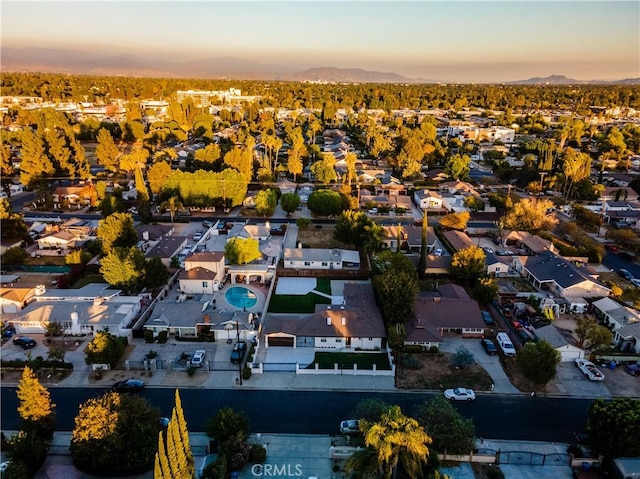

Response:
(225, 286), (258, 309)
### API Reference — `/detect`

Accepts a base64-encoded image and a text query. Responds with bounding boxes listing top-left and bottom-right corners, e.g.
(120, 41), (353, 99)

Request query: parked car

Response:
(434, 248), (444, 256)
(202, 220), (213, 228)
(12, 336), (36, 349)
(481, 310), (494, 325)
(575, 359), (605, 381)
(340, 419), (361, 435)
(111, 379), (145, 392)
(193, 232), (203, 240)
(631, 279), (640, 288)
(482, 247), (494, 254)
(604, 243), (618, 252)
(481, 339), (498, 355)
(624, 363), (640, 377)
(230, 341), (247, 363)
(618, 269), (635, 281)
(444, 388), (476, 401)
(190, 350), (206, 368)
(368, 208), (379, 215)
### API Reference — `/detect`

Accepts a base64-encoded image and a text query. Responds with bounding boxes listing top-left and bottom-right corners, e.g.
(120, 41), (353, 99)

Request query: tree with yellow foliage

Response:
(155, 390), (194, 479)
(16, 366), (56, 440)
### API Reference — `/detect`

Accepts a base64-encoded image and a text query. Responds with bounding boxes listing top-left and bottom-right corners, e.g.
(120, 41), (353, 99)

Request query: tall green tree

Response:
(307, 189), (343, 216)
(310, 153), (337, 184)
(155, 390), (194, 479)
(361, 405), (432, 479)
(147, 161), (172, 197)
(416, 396), (475, 455)
(16, 366), (56, 440)
(97, 212), (138, 254)
(450, 246), (487, 286)
(280, 192), (300, 216)
(100, 247), (145, 292)
(96, 128), (121, 172)
(254, 188), (277, 216)
(372, 251), (419, 324)
(206, 407), (250, 443)
(418, 210), (428, 278)
(445, 154), (470, 180)
(19, 129), (54, 187)
(516, 340), (561, 386)
(0, 198), (28, 239)
(587, 398), (640, 458)
(84, 330), (126, 367)
(225, 237), (261, 265)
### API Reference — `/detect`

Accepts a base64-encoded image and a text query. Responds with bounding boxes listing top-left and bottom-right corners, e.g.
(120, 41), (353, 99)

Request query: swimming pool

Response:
(225, 286), (258, 309)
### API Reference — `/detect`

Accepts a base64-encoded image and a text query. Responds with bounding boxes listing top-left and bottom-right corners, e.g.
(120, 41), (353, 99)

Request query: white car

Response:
(193, 232), (203, 241)
(444, 388), (476, 401)
(340, 419), (361, 435)
(190, 350), (206, 368)
(631, 278), (640, 288)
(483, 247), (494, 254)
(575, 359), (605, 381)
(434, 248), (444, 256)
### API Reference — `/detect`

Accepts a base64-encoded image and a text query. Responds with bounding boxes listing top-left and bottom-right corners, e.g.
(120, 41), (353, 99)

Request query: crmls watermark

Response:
(251, 464), (304, 477)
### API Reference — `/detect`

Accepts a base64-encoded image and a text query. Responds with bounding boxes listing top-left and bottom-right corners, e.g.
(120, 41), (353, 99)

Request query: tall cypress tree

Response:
(418, 209), (428, 278)
(16, 366), (56, 440)
(154, 390), (194, 479)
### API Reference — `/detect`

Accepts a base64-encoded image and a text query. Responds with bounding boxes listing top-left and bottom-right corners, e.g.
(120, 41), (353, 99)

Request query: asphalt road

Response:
(0, 386), (593, 442)
(602, 250), (640, 279)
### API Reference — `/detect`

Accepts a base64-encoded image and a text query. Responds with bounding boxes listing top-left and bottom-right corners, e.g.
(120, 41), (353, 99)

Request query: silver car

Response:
(190, 350), (206, 368)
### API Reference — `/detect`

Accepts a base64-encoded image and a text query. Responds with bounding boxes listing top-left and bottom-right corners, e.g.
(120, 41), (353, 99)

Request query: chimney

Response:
(143, 231), (149, 241)
(265, 221), (270, 230)
(35, 284), (46, 296)
(341, 317), (346, 326)
(326, 317), (331, 326)
(433, 296), (441, 303)
(203, 314), (210, 324)
(298, 242), (302, 249)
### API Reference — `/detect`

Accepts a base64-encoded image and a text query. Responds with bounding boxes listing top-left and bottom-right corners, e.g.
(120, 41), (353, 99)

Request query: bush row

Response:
(1, 359), (74, 370)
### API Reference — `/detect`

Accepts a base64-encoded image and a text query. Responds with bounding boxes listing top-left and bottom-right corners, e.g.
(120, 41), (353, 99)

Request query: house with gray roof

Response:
(283, 248), (360, 270)
(591, 297), (640, 330)
(412, 284), (485, 338)
(534, 325), (585, 362)
(263, 283), (385, 350)
(613, 322), (640, 354)
(514, 251), (610, 299)
(145, 236), (189, 267)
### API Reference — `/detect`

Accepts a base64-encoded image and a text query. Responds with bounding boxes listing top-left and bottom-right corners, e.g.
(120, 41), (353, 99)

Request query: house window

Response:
(304, 261), (311, 266)
(336, 338), (342, 343)
(322, 262), (328, 266)
(369, 338), (373, 341)
(320, 338), (327, 343)
(202, 281), (208, 288)
(495, 267), (501, 272)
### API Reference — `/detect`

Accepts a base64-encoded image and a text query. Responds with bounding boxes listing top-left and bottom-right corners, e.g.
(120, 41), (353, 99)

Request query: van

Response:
(496, 332), (516, 357)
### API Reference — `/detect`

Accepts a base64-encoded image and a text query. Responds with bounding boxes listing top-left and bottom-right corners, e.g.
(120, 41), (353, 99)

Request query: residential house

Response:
(412, 284), (485, 338)
(283, 248), (360, 270)
(178, 268), (219, 294)
(0, 284), (43, 315)
(380, 225), (436, 252)
(514, 252), (611, 299)
(263, 283), (386, 350)
(591, 297), (640, 331)
(499, 231), (558, 255)
(10, 294), (141, 336)
(534, 325), (585, 362)
(600, 186), (639, 202)
(51, 186), (93, 208)
(441, 230), (474, 252)
(423, 255), (452, 276)
(185, 251), (225, 278)
(227, 223), (271, 242)
(404, 316), (442, 350)
(414, 190), (445, 210)
(145, 236), (189, 267)
(613, 322), (640, 354)
(485, 253), (513, 277)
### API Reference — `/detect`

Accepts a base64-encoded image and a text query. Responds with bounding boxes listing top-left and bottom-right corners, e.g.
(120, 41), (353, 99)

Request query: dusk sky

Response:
(2, 1), (639, 83)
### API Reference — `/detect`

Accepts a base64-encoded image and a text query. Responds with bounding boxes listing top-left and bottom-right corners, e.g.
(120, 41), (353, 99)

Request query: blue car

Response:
(481, 311), (494, 325)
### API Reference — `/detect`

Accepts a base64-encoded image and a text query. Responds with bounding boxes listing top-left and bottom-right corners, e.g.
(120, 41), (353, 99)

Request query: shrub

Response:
(249, 443), (267, 463)
(451, 347), (475, 369)
(486, 465), (505, 479)
(429, 346), (439, 353)
(242, 366), (252, 380)
(157, 331), (168, 343)
(144, 330), (154, 343)
(0, 359), (73, 370)
(8, 431), (48, 476)
(403, 345), (424, 354)
(187, 366), (196, 377)
(401, 355), (421, 370)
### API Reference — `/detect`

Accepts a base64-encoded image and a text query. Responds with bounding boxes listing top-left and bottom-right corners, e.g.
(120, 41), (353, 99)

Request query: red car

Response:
(604, 243), (618, 252)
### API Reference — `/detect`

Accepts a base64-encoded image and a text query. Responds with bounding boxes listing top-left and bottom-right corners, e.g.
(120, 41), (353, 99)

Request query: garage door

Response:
(268, 337), (294, 347)
(560, 350), (583, 362)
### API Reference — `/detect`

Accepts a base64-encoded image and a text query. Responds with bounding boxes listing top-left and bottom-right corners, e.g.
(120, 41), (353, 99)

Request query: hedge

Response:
(1, 359), (73, 370)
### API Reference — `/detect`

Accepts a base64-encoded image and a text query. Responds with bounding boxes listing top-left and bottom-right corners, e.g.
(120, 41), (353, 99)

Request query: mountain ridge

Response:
(2, 47), (638, 84)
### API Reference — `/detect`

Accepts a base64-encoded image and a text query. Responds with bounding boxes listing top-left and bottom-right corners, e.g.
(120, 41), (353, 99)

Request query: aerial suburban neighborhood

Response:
(1, 2), (640, 477)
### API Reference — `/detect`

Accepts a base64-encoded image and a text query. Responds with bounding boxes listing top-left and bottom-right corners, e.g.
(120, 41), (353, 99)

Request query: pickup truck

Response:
(575, 359), (605, 381)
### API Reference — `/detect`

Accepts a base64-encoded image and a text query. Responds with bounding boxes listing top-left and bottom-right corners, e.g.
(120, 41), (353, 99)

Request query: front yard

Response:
(306, 352), (391, 370)
(396, 351), (493, 391)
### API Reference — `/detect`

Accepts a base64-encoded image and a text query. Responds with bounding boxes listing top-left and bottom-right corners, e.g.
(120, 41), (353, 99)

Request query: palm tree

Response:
(160, 196), (183, 224)
(360, 406), (432, 479)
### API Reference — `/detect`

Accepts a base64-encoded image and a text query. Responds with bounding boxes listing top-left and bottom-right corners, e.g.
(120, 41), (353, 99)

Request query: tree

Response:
(224, 145), (253, 183)
(360, 405), (432, 479)
(450, 246), (487, 285)
(97, 212), (138, 254)
(19, 129), (54, 187)
(350, 398), (391, 423)
(418, 210), (428, 278)
(206, 407), (250, 443)
(575, 316), (613, 351)
(445, 154), (470, 180)
(516, 340), (561, 386)
(0, 198), (28, 239)
(502, 197), (558, 232)
(280, 192), (300, 216)
(100, 247), (144, 292)
(587, 398), (640, 458)
(372, 251), (419, 324)
(307, 189), (344, 216)
(225, 237), (261, 265)
(416, 396), (475, 455)
(439, 211), (470, 231)
(84, 330), (126, 367)
(16, 366), (56, 440)
(472, 277), (499, 304)
(310, 153), (337, 184)
(334, 210), (381, 249)
(155, 390), (194, 479)
(147, 161), (172, 197)
(144, 256), (170, 288)
(397, 137), (423, 179)
(160, 196), (183, 224)
(71, 392), (161, 476)
(344, 151), (358, 185)
(254, 188), (277, 216)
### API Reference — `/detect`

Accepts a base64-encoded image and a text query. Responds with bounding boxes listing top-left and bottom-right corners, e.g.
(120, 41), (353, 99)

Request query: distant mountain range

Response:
(2, 47), (638, 85)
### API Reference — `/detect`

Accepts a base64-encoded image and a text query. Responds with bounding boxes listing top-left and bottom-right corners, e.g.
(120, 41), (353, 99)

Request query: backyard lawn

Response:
(267, 278), (333, 313)
(306, 352), (391, 370)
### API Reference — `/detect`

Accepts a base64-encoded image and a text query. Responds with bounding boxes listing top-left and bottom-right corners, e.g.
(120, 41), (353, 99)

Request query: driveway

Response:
(439, 337), (521, 394)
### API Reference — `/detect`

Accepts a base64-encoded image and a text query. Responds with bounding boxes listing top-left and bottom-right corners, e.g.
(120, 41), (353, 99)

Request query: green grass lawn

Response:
(267, 292), (330, 313)
(306, 352), (391, 370)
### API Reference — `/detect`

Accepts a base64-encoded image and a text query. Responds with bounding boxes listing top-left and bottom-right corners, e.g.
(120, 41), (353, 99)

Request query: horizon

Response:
(2, 1), (639, 83)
